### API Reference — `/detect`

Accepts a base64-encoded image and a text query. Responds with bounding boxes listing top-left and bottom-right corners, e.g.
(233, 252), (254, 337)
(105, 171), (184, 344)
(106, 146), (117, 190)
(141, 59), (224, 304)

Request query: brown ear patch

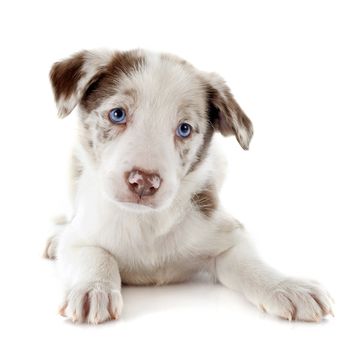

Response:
(50, 52), (86, 102)
(191, 185), (218, 217)
(206, 81), (253, 150)
(81, 51), (145, 113)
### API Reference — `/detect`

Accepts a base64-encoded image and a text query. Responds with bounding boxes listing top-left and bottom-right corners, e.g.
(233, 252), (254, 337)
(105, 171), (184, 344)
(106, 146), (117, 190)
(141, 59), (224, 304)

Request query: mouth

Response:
(120, 191), (158, 207)
(101, 188), (160, 211)
(115, 201), (157, 212)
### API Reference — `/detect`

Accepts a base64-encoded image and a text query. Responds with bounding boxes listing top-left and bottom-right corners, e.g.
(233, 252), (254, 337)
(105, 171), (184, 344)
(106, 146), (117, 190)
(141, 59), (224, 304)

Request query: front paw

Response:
(60, 281), (123, 324)
(259, 278), (334, 322)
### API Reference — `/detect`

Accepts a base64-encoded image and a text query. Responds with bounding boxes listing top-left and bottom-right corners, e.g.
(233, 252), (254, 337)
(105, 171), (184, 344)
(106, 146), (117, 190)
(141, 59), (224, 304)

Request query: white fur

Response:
(46, 50), (333, 324)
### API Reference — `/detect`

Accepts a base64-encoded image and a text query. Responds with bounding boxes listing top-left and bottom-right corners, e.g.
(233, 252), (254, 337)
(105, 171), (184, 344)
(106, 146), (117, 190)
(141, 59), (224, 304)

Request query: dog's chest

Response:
(97, 212), (211, 285)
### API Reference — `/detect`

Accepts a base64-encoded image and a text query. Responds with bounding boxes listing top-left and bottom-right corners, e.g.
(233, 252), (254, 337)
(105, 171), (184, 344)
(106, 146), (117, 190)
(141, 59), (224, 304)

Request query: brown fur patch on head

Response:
(81, 51), (145, 113)
(187, 121), (215, 174)
(50, 52), (86, 103)
(203, 73), (253, 150)
(49, 50), (145, 118)
(191, 185), (218, 217)
(207, 85), (252, 148)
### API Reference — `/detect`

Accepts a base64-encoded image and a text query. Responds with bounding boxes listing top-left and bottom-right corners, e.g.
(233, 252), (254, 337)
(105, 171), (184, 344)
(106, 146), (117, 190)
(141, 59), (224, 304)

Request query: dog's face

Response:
(50, 50), (253, 211)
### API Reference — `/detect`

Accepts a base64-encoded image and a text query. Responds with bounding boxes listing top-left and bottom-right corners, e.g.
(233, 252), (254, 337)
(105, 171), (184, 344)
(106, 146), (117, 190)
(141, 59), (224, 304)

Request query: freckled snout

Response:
(127, 169), (161, 198)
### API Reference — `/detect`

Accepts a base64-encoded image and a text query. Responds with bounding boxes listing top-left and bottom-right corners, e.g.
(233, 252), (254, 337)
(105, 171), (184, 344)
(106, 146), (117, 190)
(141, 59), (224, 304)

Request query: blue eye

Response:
(176, 123), (192, 138)
(108, 108), (126, 124)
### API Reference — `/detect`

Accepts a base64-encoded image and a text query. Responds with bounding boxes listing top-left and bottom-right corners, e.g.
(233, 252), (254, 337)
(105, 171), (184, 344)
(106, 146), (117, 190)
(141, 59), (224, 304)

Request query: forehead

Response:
(129, 53), (205, 107)
(81, 51), (207, 115)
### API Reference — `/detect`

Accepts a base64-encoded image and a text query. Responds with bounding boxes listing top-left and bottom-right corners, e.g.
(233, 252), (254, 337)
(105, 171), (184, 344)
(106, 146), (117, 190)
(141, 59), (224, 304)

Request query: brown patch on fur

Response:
(81, 51), (145, 113)
(191, 185), (218, 217)
(187, 121), (215, 174)
(206, 83), (253, 150)
(188, 82), (243, 174)
(50, 52), (86, 102)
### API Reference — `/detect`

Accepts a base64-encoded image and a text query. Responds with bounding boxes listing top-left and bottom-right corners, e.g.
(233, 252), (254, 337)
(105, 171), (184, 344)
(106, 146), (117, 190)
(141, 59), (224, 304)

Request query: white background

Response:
(0, 0), (349, 349)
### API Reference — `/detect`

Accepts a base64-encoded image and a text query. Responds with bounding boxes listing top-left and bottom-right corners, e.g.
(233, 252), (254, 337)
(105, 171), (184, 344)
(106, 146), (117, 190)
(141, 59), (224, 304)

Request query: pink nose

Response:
(127, 169), (161, 197)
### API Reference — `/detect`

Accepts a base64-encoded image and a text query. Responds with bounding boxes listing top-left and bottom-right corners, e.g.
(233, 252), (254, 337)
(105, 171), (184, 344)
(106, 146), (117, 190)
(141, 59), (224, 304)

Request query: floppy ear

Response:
(49, 50), (111, 117)
(205, 73), (253, 150)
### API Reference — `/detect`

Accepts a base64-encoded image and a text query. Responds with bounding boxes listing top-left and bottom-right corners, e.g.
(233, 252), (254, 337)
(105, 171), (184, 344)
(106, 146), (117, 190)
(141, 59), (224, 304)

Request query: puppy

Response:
(44, 49), (333, 324)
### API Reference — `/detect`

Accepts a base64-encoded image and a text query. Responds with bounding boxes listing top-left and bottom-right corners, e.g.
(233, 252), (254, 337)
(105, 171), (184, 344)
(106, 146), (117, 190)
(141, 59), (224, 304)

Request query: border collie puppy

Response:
(44, 49), (333, 324)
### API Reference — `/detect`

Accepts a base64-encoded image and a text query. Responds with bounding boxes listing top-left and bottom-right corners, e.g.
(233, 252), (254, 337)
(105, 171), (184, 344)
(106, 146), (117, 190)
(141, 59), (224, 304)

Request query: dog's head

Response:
(50, 50), (253, 211)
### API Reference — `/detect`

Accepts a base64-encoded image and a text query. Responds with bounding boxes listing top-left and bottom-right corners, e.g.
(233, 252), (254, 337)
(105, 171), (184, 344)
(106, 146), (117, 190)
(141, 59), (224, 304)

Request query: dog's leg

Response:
(57, 243), (123, 324)
(215, 226), (333, 321)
